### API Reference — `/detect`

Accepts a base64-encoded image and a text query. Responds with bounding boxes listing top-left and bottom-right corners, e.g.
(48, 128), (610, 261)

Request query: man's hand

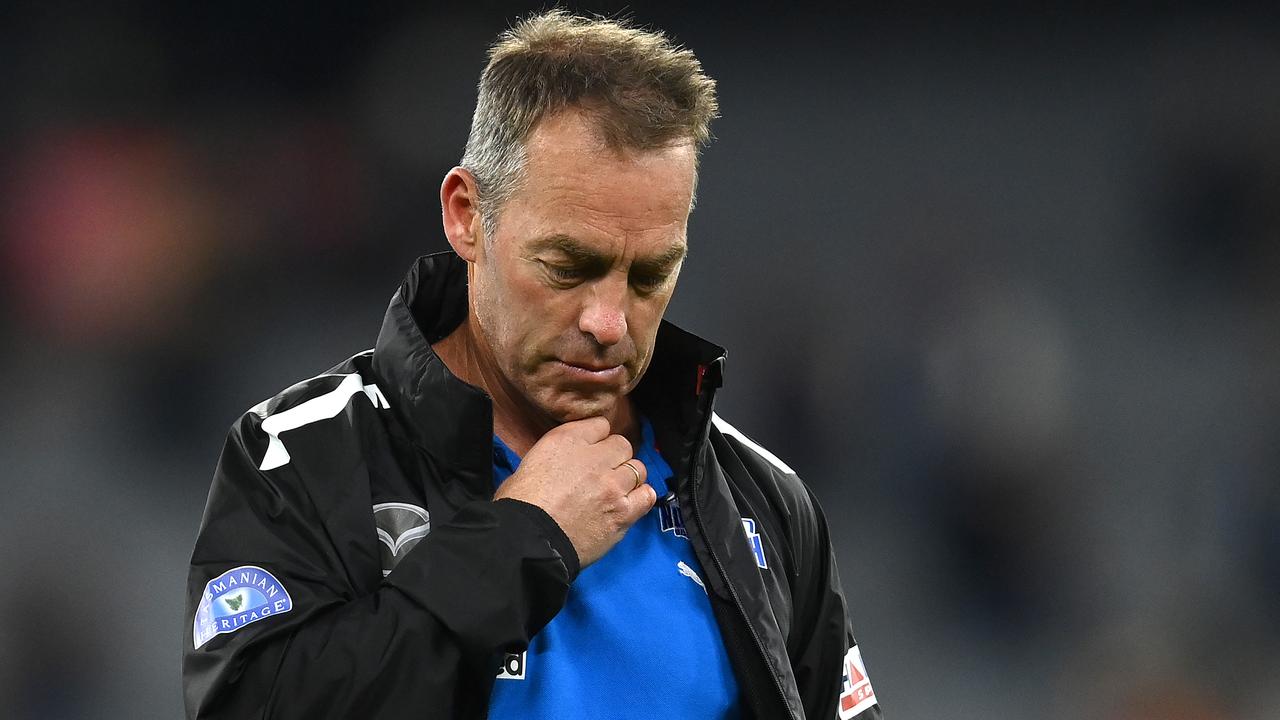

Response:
(494, 417), (657, 568)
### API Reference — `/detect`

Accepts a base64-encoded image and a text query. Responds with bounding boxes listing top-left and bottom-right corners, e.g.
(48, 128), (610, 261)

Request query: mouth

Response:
(553, 359), (627, 384)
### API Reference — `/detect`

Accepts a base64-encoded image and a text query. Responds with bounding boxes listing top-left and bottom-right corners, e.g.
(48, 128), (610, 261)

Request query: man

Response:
(184, 10), (880, 719)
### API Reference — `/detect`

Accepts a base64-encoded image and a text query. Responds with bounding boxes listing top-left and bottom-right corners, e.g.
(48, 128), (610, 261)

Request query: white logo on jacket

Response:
(373, 502), (430, 576)
(252, 369), (389, 471)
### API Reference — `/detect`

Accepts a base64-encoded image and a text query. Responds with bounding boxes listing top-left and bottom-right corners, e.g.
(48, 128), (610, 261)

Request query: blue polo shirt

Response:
(489, 417), (741, 718)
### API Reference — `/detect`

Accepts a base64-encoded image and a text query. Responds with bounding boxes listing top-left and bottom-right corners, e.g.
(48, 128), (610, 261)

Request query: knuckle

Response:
(606, 433), (632, 457)
(636, 485), (653, 502)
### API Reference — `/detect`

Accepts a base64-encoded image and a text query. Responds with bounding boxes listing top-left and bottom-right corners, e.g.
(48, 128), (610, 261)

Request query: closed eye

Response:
(540, 261), (591, 285)
(630, 273), (668, 293)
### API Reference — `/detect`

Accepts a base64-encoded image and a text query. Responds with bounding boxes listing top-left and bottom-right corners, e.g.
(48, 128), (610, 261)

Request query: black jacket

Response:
(184, 252), (881, 719)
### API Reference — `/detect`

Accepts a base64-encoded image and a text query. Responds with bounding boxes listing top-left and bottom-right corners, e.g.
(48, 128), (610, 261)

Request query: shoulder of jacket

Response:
(710, 412), (817, 513)
(709, 412), (832, 572)
(230, 349), (391, 472)
(711, 412), (796, 475)
(706, 412), (834, 579)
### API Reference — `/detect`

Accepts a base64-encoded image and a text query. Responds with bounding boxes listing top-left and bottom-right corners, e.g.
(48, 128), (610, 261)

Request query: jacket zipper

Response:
(687, 423), (794, 720)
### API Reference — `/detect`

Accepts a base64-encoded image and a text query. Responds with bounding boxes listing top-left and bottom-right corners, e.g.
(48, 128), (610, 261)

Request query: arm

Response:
(790, 483), (882, 720)
(182, 414), (579, 719)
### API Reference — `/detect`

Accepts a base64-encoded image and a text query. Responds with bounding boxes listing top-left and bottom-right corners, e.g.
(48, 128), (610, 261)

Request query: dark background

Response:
(2, 2), (1278, 718)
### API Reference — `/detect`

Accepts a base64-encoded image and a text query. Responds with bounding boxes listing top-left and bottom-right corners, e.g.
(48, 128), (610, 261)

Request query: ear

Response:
(440, 167), (484, 262)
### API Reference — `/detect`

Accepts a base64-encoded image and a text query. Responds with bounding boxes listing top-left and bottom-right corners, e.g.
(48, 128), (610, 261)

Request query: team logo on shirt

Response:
(837, 645), (877, 718)
(496, 651), (526, 680)
(193, 565), (293, 649)
(373, 502), (431, 576)
(741, 517), (767, 569)
(658, 493), (687, 538)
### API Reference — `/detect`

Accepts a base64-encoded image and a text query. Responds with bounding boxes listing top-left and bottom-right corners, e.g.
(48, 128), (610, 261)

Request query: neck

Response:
(431, 317), (639, 457)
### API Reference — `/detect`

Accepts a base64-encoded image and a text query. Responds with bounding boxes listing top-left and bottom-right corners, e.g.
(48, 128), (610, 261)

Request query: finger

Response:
(612, 457), (647, 494)
(622, 482), (658, 523)
(556, 416), (611, 442)
(598, 433), (633, 462)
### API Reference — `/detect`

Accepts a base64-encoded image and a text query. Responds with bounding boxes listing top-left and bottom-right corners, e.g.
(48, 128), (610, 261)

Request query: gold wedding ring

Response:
(620, 460), (643, 490)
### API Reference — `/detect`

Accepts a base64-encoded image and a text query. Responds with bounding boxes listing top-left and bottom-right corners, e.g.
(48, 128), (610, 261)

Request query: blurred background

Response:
(2, 1), (1278, 718)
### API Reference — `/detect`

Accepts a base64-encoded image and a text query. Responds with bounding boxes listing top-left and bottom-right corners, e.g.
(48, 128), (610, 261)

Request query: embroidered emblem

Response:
(838, 645), (877, 718)
(741, 517), (767, 569)
(658, 493), (687, 538)
(373, 502), (431, 576)
(193, 565), (293, 649)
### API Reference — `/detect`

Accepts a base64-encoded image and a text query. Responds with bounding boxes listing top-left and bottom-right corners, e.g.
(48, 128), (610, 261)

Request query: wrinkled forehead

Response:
(498, 112), (696, 236)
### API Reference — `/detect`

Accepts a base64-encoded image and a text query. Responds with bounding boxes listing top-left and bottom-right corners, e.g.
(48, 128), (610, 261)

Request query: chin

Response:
(539, 391), (620, 424)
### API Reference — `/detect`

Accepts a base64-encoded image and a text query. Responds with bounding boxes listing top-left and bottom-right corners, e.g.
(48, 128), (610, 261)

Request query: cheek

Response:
(501, 277), (571, 364)
(473, 265), (528, 361)
(631, 295), (673, 349)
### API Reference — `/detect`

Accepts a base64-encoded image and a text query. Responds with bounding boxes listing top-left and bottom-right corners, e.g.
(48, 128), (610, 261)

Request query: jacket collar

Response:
(371, 252), (728, 492)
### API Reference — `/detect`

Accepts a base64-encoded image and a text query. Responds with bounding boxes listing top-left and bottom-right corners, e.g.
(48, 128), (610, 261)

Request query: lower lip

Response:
(554, 361), (625, 384)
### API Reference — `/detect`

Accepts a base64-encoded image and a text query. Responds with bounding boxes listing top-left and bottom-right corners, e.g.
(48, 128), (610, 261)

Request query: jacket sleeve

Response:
(182, 413), (579, 719)
(789, 482), (882, 720)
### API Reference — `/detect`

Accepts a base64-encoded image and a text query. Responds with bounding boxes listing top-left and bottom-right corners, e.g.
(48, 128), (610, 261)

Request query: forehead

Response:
(500, 110), (697, 256)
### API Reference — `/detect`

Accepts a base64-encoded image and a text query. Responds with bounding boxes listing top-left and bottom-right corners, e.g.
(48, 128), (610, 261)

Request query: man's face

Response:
(469, 110), (697, 425)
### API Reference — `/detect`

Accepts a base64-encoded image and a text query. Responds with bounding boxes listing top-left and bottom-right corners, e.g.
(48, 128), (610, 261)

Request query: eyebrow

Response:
(527, 235), (603, 265)
(635, 243), (688, 273)
(528, 234), (687, 272)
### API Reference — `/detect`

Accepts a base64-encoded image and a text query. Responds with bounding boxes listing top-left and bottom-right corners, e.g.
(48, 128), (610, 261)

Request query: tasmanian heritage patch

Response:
(193, 565), (293, 649)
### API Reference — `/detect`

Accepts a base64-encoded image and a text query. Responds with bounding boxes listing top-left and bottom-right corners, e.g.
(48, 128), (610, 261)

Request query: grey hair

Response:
(459, 9), (718, 241)
(460, 87), (531, 242)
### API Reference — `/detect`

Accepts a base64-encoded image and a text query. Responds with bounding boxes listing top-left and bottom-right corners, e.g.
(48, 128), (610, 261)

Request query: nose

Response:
(578, 277), (629, 347)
